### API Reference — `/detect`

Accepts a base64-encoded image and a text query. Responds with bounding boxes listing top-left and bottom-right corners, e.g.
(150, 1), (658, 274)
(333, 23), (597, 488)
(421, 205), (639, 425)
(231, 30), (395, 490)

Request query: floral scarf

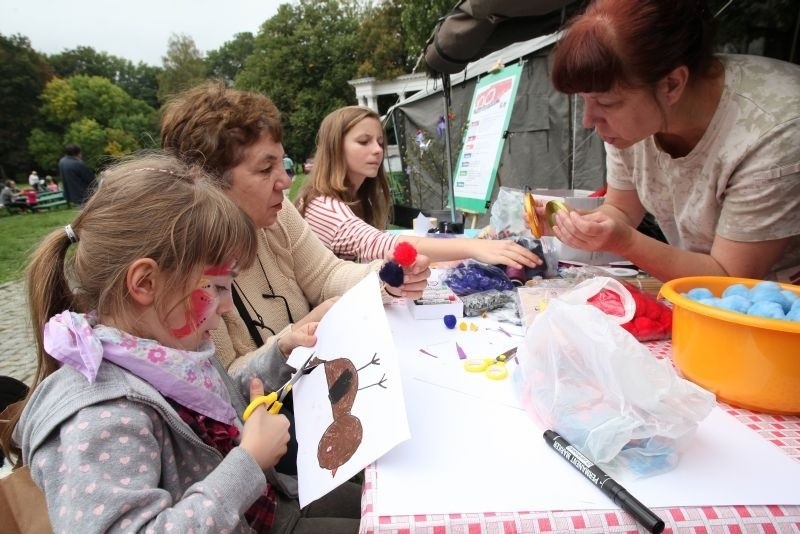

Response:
(43, 311), (237, 426)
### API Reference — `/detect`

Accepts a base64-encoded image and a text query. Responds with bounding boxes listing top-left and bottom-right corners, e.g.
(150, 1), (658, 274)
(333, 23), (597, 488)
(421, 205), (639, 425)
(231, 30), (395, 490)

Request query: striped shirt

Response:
(303, 195), (399, 262)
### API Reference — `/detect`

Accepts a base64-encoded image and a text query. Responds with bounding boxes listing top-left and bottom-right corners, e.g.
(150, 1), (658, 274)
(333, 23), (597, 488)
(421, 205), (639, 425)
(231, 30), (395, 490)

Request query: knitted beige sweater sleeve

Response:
(213, 199), (388, 376)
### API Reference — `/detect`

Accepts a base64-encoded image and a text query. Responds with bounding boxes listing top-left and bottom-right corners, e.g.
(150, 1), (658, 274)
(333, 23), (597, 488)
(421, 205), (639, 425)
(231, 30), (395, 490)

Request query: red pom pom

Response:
(630, 292), (646, 316)
(644, 299), (663, 321)
(660, 308), (673, 329)
(632, 316), (660, 336)
(393, 242), (418, 267)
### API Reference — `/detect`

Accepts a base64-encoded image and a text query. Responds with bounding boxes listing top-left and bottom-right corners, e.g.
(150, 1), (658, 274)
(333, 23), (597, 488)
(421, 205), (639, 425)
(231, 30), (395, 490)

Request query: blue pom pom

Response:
(722, 283), (749, 298)
(752, 281), (780, 292)
(718, 295), (751, 314)
(780, 290), (799, 310)
(697, 297), (721, 308)
(686, 287), (714, 301)
(379, 261), (404, 287)
(443, 314), (457, 329)
(747, 301), (785, 319)
(749, 287), (791, 312)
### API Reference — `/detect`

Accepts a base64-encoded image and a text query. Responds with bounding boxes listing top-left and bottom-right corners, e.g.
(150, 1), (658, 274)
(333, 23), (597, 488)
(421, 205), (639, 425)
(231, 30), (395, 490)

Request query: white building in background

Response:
(348, 72), (431, 178)
(348, 72), (430, 113)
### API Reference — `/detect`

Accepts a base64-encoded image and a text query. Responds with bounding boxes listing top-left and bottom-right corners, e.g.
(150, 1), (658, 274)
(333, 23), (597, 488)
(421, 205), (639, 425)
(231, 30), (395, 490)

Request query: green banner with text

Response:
(453, 63), (523, 214)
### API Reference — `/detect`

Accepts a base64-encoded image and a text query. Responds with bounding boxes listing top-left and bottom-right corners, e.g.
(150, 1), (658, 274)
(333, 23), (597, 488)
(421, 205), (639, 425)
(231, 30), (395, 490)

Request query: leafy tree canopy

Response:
(237, 0), (362, 162)
(0, 33), (53, 179)
(355, 0), (409, 79)
(400, 0), (455, 67)
(50, 46), (161, 108)
(157, 33), (207, 102)
(206, 32), (255, 86)
(32, 75), (158, 171)
(49, 46), (128, 79)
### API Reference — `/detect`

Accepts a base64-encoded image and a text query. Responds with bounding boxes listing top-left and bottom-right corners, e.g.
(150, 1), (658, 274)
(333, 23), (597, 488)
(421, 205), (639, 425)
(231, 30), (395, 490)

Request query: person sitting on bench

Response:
(1, 180), (31, 212)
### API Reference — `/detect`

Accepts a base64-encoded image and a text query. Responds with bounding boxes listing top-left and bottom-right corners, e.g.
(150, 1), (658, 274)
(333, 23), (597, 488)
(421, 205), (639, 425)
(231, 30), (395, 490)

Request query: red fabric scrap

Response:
(587, 284), (672, 341)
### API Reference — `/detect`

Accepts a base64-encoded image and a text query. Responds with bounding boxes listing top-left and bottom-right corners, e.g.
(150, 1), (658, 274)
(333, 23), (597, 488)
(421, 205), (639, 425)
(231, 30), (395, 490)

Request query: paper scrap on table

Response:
(289, 272), (410, 508)
(413, 335), (522, 409)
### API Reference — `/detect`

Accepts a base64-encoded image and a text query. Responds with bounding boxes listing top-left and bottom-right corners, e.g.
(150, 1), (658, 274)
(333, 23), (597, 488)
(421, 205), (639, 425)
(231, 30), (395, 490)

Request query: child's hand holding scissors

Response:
(240, 377), (290, 470)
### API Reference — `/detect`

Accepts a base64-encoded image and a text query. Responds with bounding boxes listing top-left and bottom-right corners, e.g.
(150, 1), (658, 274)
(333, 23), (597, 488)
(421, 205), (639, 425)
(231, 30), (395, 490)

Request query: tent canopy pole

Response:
(441, 72), (457, 222)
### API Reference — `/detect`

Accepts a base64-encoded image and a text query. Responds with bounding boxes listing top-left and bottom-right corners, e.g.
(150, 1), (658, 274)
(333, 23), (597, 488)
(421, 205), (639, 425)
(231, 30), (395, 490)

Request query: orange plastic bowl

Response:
(660, 276), (800, 415)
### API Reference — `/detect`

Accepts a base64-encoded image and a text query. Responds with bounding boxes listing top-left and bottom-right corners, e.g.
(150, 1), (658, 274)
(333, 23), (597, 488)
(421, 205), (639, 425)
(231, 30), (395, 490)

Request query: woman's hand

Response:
(277, 321), (318, 356)
(469, 239), (542, 269)
(384, 253), (431, 299)
(240, 377), (290, 470)
(552, 209), (634, 254)
(522, 198), (555, 237)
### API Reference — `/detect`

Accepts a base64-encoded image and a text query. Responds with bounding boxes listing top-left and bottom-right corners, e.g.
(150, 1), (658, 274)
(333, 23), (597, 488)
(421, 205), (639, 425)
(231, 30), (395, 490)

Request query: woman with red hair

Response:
(534, 0), (800, 282)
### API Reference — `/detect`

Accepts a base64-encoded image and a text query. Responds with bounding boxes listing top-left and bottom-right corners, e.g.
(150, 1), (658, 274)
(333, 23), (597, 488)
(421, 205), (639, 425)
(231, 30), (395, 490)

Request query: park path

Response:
(0, 281), (36, 386)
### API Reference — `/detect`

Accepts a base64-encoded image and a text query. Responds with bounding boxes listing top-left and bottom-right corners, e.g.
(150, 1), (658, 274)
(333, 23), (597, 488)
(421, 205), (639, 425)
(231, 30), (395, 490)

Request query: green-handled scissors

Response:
(243, 353), (315, 420)
(463, 347), (518, 380)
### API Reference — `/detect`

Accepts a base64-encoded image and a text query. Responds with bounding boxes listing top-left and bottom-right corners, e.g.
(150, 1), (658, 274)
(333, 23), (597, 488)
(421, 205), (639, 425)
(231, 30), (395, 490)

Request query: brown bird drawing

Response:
(314, 353), (387, 477)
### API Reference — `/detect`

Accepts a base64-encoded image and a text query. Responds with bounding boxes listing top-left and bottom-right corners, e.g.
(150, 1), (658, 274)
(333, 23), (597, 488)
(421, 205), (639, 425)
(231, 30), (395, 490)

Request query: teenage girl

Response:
(295, 106), (542, 269)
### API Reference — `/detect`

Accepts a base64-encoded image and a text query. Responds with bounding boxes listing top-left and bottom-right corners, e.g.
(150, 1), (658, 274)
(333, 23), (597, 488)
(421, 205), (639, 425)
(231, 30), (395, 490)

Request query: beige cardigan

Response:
(212, 198), (385, 378)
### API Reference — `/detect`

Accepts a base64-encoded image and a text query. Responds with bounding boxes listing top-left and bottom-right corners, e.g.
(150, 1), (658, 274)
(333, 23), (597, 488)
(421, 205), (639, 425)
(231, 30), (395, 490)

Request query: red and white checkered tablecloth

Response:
(359, 340), (800, 533)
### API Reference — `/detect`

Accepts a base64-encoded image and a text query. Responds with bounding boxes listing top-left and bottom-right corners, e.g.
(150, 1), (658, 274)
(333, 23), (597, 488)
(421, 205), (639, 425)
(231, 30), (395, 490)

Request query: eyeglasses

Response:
(233, 282), (294, 339)
(260, 291), (295, 334)
(232, 255), (296, 340)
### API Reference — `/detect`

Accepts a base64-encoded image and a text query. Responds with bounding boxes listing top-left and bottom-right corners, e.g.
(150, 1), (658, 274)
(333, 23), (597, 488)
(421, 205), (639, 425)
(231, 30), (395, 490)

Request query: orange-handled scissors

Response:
(463, 347), (518, 380)
(243, 353), (315, 420)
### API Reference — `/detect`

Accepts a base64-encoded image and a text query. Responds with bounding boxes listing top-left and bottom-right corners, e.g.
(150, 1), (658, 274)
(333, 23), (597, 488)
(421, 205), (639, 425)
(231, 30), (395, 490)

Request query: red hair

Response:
(551, 0), (718, 93)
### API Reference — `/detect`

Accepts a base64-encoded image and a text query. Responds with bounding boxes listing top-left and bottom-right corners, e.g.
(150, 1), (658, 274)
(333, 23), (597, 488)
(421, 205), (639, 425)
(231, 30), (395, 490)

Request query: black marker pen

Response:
(543, 429), (665, 534)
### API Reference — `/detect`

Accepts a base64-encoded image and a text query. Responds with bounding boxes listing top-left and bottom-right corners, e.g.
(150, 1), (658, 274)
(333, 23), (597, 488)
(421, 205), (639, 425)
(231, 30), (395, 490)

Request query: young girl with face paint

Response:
(0, 155), (356, 532)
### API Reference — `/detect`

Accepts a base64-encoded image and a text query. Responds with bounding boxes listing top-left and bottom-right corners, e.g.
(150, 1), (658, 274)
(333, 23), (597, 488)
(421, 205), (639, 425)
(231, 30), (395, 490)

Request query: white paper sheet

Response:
(290, 273), (410, 508)
(374, 304), (800, 516)
(413, 338), (521, 409)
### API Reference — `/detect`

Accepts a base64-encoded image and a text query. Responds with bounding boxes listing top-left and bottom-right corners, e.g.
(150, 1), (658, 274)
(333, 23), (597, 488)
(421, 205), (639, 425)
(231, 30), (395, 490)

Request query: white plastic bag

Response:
(558, 276), (636, 324)
(514, 299), (715, 477)
(489, 186), (529, 236)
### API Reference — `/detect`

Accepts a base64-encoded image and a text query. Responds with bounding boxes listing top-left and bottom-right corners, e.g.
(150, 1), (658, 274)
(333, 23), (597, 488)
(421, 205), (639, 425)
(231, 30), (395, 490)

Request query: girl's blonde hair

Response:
(295, 106), (392, 230)
(0, 153), (257, 465)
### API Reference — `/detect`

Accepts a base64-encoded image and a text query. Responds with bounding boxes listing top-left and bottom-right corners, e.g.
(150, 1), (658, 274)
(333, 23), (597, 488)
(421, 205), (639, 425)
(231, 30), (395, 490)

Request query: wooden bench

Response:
(2, 203), (27, 216)
(31, 191), (68, 211)
(1, 194), (34, 215)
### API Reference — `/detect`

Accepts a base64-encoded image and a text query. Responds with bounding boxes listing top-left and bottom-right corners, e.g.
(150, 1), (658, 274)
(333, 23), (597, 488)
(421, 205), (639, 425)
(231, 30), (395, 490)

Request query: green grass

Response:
(0, 208), (79, 284)
(0, 175), (307, 285)
(0, 173), (306, 284)
(288, 173), (307, 201)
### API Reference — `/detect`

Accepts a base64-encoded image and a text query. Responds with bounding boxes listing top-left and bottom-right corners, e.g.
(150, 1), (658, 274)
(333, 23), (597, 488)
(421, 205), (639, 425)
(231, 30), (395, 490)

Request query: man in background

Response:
(27, 170), (41, 191)
(283, 154), (295, 180)
(57, 143), (95, 206)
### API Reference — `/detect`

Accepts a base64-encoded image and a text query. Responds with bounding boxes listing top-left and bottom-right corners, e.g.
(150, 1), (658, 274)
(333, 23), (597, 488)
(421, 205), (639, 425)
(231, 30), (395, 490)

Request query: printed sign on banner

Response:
(453, 63), (523, 214)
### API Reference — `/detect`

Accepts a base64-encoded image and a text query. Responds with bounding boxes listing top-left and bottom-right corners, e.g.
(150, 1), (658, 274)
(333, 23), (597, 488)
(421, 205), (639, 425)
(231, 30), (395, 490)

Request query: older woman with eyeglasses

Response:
(162, 82), (430, 379)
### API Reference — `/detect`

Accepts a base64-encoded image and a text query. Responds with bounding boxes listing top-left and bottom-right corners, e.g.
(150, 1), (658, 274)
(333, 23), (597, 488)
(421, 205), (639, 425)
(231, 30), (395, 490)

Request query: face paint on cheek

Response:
(171, 279), (216, 339)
